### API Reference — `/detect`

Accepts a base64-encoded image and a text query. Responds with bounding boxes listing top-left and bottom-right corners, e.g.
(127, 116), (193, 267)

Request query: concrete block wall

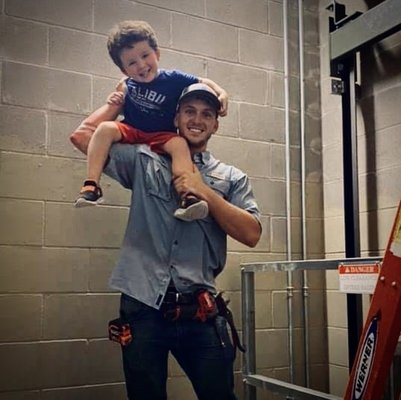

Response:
(0, 0), (325, 399)
(319, 0), (401, 396)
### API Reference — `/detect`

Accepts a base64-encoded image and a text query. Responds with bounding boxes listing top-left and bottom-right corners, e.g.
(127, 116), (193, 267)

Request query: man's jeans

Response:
(119, 293), (237, 400)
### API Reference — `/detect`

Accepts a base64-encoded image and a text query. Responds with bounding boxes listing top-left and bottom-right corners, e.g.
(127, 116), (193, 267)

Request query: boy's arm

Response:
(115, 77), (127, 93)
(198, 77), (228, 117)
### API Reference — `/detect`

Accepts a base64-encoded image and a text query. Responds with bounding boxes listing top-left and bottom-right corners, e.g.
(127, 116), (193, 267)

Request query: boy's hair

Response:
(107, 20), (159, 70)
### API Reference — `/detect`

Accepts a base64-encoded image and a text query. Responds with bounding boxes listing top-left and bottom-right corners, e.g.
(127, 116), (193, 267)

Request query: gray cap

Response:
(177, 83), (220, 113)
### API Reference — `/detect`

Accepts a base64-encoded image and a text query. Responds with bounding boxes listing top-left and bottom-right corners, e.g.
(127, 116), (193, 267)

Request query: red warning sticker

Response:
(338, 263), (380, 294)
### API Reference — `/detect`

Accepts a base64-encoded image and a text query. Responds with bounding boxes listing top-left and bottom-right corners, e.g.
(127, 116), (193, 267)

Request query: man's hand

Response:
(173, 168), (208, 199)
(107, 91), (125, 106)
(174, 167), (261, 247)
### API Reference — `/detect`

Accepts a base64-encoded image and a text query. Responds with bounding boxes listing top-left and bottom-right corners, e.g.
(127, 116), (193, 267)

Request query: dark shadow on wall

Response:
(359, 40), (401, 254)
(364, 0), (386, 8)
(359, 47), (378, 255)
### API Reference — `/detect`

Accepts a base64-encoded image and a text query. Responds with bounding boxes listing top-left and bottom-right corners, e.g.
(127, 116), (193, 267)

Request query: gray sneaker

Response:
(174, 196), (209, 221)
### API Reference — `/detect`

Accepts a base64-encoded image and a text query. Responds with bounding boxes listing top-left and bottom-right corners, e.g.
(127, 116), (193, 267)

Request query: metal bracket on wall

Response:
(331, 79), (360, 97)
(331, 78), (344, 95)
(326, 1), (362, 78)
(326, 1), (362, 32)
(327, 0), (401, 79)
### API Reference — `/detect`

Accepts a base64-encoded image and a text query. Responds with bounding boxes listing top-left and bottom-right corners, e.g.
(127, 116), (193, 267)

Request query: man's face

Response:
(174, 98), (219, 152)
(120, 40), (160, 83)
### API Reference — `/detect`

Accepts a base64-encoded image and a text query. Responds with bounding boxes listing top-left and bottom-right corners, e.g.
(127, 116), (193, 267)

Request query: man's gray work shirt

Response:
(105, 143), (261, 309)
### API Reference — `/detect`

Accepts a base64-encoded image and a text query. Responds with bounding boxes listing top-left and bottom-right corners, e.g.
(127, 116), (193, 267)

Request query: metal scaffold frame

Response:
(241, 257), (381, 400)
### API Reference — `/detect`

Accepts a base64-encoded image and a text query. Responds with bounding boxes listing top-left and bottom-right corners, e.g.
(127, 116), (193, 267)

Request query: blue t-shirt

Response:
(122, 69), (199, 133)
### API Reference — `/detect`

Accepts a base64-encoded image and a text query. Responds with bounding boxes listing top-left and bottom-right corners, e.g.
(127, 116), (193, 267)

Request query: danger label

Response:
(338, 263), (380, 294)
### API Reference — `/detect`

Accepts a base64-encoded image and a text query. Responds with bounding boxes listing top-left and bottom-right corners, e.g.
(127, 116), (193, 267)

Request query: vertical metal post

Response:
(283, 0), (296, 384)
(242, 268), (256, 400)
(298, 0), (310, 387)
(340, 56), (363, 368)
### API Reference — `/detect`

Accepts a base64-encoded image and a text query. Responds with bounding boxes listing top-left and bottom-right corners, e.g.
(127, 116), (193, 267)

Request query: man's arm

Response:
(198, 77), (228, 117)
(70, 103), (122, 155)
(70, 80), (126, 155)
(203, 185), (261, 248)
(174, 170), (261, 248)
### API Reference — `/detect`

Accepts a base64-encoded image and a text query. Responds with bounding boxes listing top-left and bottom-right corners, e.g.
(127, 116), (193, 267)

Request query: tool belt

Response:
(161, 288), (218, 322)
(161, 288), (245, 353)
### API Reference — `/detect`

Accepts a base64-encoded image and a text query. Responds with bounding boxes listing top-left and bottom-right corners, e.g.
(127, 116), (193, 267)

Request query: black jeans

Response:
(119, 294), (237, 400)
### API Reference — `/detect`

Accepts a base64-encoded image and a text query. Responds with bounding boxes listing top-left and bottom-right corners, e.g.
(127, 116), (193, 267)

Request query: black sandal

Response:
(74, 180), (103, 207)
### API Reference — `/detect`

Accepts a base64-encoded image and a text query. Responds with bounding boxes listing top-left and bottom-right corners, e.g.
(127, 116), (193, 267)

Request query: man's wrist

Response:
(197, 182), (215, 203)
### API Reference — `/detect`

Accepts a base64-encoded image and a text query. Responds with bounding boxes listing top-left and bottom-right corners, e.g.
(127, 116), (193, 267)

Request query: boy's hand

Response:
(107, 91), (125, 106)
(198, 77), (228, 117)
(218, 91), (228, 117)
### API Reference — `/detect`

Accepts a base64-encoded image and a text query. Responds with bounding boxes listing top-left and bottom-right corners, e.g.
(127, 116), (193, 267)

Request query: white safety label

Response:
(338, 264), (380, 294)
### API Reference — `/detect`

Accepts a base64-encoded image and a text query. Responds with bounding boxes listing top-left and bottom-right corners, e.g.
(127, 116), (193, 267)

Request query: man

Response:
(72, 83), (261, 399)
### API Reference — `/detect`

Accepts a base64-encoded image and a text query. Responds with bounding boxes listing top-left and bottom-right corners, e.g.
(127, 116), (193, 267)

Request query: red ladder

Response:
(344, 201), (401, 400)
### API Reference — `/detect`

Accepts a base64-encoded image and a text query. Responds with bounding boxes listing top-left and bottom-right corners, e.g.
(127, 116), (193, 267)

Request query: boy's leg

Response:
(161, 137), (209, 221)
(87, 121), (122, 183)
(75, 121), (122, 207)
(161, 136), (194, 178)
(70, 103), (122, 155)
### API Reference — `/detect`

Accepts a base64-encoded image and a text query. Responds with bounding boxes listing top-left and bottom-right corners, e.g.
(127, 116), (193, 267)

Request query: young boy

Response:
(73, 20), (228, 221)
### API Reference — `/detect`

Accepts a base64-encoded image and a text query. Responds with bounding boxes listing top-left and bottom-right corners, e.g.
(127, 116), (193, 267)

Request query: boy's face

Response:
(174, 98), (219, 153)
(120, 40), (160, 83)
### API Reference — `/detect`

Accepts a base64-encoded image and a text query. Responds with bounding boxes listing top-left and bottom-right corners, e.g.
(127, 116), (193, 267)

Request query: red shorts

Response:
(115, 122), (177, 154)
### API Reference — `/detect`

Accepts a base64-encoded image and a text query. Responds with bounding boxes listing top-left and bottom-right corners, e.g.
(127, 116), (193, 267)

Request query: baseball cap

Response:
(177, 83), (220, 113)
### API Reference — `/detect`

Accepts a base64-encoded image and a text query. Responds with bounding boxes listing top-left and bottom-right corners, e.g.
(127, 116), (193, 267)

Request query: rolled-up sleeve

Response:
(228, 171), (261, 227)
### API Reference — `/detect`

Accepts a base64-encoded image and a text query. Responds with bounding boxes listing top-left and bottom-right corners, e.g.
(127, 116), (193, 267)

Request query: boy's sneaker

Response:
(174, 196), (209, 221)
(74, 180), (104, 207)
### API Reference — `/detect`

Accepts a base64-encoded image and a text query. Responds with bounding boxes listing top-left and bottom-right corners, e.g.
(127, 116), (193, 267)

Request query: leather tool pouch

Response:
(108, 318), (132, 346)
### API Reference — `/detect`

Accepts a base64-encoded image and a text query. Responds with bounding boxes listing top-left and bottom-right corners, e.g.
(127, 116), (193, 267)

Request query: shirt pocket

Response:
(144, 155), (172, 201)
(205, 172), (231, 199)
(198, 173), (231, 224)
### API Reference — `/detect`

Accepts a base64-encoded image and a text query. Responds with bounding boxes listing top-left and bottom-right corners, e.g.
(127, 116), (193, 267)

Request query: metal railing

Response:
(241, 257), (382, 400)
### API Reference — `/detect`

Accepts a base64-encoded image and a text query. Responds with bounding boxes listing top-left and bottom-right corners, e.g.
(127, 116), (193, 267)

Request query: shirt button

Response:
(173, 240), (178, 245)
